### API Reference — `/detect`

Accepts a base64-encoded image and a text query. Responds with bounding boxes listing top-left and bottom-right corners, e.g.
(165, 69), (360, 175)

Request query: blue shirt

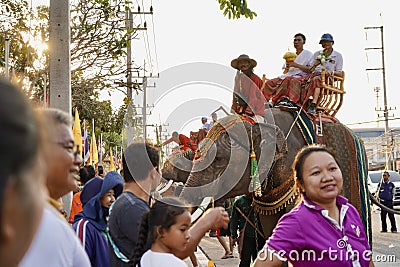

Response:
(378, 181), (395, 201)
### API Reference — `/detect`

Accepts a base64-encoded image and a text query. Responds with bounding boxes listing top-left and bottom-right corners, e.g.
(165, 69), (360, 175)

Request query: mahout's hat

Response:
(231, 54), (257, 69)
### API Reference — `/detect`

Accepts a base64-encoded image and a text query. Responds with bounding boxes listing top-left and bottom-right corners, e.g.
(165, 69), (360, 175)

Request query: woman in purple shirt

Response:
(253, 144), (374, 267)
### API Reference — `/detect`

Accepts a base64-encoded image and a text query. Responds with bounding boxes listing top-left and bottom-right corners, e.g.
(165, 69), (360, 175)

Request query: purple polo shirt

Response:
(265, 195), (371, 267)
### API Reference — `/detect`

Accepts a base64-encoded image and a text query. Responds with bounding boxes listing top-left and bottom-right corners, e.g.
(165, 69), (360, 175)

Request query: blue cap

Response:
(319, 33), (334, 44)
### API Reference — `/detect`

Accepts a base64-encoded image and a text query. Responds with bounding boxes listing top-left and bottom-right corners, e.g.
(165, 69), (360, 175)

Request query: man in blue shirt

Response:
(201, 117), (211, 132)
(378, 171), (397, 233)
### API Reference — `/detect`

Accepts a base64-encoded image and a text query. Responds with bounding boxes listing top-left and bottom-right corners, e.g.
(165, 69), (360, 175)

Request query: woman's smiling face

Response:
(298, 151), (343, 207)
(100, 189), (116, 208)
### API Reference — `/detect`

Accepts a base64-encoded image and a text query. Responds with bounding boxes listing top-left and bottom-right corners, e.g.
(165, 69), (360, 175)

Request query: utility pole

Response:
(124, 5), (157, 141)
(373, 86), (380, 128)
(143, 76), (147, 138)
(43, 73), (47, 108)
(5, 36), (10, 80)
(49, 0), (72, 219)
(126, 10), (133, 100)
(123, 8), (146, 144)
(158, 124), (170, 159)
(135, 76), (155, 139)
(141, 76), (157, 139)
(49, 0), (71, 113)
(365, 26), (395, 169)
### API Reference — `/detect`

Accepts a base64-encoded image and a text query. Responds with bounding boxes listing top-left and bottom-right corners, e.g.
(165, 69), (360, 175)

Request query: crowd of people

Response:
(0, 79), (229, 267)
(0, 33), (391, 267)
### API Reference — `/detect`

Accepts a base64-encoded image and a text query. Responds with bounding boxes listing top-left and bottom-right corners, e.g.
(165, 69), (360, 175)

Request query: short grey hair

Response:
(41, 108), (73, 127)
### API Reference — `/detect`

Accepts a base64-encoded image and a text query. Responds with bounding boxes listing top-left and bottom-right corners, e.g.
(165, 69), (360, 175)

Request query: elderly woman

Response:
(0, 79), (45, 266)
(253, 144), (373, 267)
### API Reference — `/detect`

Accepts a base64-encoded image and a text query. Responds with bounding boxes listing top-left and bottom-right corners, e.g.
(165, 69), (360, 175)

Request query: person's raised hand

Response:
(202, 207), (229, 230)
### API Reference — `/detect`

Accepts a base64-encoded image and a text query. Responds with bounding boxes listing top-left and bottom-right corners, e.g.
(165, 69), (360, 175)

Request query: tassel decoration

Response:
(250, 150), (262, 197)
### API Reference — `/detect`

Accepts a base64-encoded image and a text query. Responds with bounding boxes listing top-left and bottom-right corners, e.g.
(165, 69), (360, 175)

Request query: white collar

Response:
(321, 204), (349, 231)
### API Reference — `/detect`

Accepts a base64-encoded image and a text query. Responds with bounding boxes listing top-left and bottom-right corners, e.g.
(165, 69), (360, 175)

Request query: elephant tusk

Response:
(156, 179), (174, 194)
(191, 196), (213, 223)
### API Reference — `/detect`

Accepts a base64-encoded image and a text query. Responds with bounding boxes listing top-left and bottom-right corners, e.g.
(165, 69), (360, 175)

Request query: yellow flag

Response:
(109, 148), (115, 171)
(72, 109), (82, 153)
(90, 120), (99, 165)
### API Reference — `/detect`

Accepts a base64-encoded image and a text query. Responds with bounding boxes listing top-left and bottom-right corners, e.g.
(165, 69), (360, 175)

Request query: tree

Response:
(1, 0), (255, 148)
(0, 0), (49, 103)
(218, 0), (257, 19)
(0, 0), (140, 135)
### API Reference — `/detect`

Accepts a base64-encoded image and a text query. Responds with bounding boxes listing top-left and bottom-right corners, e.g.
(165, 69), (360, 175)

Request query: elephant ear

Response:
(171, 155), (193, 172)
(251, 123), (287, 184)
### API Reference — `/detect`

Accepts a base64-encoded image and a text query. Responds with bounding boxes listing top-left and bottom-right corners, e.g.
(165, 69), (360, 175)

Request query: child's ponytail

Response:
(131, 211), (150, 266)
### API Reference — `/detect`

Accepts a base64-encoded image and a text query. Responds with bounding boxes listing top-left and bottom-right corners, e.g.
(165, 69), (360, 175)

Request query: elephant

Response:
(180, 108), (373, 243)
(161, 148), (194, 183)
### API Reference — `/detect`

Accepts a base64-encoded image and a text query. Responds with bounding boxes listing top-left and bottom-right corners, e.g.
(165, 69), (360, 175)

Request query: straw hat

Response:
(231, 54), (257, 70)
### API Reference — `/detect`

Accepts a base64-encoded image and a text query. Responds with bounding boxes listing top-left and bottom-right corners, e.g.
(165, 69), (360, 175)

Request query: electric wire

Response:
(136, 0), (152, 75)
(141, 0), (154, 75)
(150, 0), (159, 76)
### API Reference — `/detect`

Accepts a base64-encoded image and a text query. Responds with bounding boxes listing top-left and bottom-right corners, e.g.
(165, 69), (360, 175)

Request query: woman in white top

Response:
(132, 197), (191, 267)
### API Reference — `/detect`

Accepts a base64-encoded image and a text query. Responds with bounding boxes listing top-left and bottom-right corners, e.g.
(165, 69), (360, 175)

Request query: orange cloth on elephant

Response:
(231, 73), (265, 116)
(263, 73), (323, 106)
(178, 134), (197, 151)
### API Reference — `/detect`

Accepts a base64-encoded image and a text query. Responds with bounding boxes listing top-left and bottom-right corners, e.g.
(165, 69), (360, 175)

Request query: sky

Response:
(33, 0), (400, 139)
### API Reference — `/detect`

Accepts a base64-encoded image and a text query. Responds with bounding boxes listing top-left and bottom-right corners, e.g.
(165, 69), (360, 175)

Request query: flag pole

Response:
(115, 146), (117, 170)
(99, 133), (103, 165)
(92, 118), (95, 166)
(83, 119), (86, 161)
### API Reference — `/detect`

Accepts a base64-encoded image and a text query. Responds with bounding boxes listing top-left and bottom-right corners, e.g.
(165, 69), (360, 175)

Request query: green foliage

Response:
(217, 0), (257, 19)
(0, 0), (142, 150)
(0, 0), (49, 102)
(1, 0), (257, 151)
(102, 132), (122, 152)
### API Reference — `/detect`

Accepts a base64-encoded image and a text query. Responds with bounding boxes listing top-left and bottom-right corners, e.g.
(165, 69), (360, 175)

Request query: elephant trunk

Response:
(179, 170), (209, 207)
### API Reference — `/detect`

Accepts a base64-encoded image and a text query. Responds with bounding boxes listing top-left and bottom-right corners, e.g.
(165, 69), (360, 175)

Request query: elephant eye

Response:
(229, 134), (248, 151)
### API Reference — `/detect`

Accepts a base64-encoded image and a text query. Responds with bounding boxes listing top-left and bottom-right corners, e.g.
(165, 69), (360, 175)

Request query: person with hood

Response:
(73, 171), (124, 267)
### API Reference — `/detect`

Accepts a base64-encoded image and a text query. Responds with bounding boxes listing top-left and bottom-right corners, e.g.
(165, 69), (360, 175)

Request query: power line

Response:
(346, 117), (400, 126)
(136, 0), (152, 74)
(150, 1), (159, 75)
(141, 0), (153, 74)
